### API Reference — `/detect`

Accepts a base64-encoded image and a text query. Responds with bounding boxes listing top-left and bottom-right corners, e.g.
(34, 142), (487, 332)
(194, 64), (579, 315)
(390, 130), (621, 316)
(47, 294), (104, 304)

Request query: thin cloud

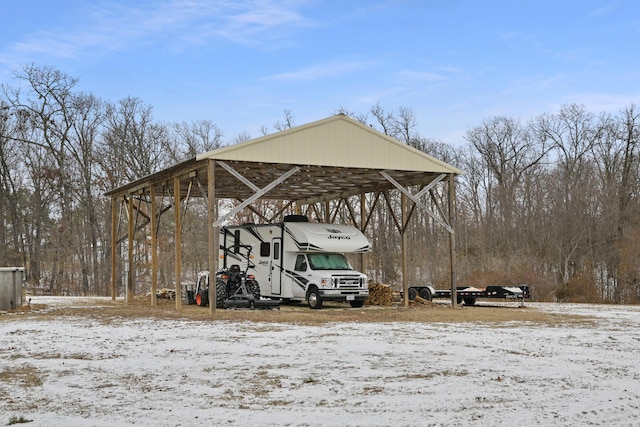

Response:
(265, 60), (376, 82)
(0, 0), (312, 65)
(395, 70), (447, 83)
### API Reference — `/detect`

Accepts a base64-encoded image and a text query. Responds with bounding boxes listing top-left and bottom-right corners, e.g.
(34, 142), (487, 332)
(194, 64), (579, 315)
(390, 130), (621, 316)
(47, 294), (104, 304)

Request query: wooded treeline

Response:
(1, 65), (639, 303)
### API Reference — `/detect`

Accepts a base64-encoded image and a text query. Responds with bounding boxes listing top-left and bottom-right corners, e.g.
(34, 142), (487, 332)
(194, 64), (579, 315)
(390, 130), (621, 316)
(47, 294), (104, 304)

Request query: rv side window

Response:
(273, 242), (280, 260)
(294, 255), (307, 271)
(260, 242), (270, 257)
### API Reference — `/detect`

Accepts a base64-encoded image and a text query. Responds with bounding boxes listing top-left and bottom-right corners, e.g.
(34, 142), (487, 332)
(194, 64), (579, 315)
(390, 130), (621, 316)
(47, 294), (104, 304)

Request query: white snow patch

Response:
(1, 298), (640, 426)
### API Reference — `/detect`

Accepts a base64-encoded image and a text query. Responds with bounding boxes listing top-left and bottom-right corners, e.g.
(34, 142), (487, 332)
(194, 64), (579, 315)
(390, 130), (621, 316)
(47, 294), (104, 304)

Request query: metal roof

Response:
(105, 114), (462, 203)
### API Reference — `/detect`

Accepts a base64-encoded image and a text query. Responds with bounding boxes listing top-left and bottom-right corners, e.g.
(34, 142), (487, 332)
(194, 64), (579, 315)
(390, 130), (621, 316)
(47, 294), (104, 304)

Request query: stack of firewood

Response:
(367, 283), (394, 306)
(156, 288), (176, 300)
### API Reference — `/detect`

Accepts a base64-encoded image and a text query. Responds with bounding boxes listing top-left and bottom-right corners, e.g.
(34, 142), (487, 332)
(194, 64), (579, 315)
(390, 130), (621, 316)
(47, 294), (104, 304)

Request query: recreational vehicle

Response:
(220, 216), (369, 309)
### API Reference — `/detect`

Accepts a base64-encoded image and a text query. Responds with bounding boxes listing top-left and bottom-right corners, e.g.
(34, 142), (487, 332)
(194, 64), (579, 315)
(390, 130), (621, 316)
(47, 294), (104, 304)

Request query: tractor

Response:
(192, 244), (279, 310)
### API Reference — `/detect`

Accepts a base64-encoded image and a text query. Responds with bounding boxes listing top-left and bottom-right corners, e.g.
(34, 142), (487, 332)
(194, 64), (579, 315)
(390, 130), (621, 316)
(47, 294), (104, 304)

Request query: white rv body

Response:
(220, 218), (369, 307)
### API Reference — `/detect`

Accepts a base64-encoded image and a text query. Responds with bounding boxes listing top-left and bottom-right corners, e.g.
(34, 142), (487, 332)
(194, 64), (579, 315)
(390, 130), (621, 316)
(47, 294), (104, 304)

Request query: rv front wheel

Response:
(307, 287), (323, 309)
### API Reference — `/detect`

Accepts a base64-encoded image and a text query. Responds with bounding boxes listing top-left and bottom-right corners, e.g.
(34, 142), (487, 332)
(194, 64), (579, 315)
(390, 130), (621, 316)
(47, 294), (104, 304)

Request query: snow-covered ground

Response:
(2, 297), (640, 426)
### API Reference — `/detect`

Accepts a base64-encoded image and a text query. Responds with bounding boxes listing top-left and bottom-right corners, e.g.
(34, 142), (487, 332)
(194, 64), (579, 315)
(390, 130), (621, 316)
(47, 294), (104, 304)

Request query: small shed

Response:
(105, 114), (463, 313)
(0, 267), (24, 311)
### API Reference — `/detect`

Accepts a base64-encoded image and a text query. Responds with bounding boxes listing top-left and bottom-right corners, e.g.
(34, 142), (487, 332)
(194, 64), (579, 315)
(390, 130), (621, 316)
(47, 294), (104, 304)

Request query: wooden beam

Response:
(380, 170), (453, 234)
(174, 177), (182, 310)
(127, 196), (134, 303)
(116, 203), (172, 245)
(361, 192), (381, 233)
(360, 193), (367, 275)
(401, 193), (409, 307)
(110, 196), (118, 300)
(383, 191), (402, 234)
(150, 185), (158, 307)
(207, 160), (217, 316)
(449, 174), (457, 308)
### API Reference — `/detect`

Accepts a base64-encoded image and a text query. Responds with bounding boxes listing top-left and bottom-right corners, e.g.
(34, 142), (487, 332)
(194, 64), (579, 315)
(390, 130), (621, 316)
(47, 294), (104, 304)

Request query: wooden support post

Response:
(401, 192), (409, 307)
(207, 160), (218, 316)
(325, 200), (330, 223)
(127, 196), (134, 303)
(449, 174), (457, 308)
(150, 185), (158, 307)
(360, 193), (367, 275)
(174, 177), (182, 310)
(110, 197), (118, 300)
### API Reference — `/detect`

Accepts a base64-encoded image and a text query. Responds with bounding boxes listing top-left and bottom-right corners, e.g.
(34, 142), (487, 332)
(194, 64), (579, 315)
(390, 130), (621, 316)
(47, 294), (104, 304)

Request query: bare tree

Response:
(100, 97), (170, 186)
(273, 109), (295, 132)
(465, 116), (550, 262)
(171, 120), (223, 161)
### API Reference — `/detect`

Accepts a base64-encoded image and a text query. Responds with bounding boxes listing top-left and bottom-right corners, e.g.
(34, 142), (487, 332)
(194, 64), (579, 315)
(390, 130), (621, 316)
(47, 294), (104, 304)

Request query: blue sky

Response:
(1, 1), (638, 146)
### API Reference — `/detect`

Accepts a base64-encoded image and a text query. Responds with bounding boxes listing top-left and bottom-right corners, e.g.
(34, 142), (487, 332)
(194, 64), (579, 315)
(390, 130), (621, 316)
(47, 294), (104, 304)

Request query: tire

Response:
(407, 288), (418, 301)
(463, 297), (477, 306)
(307, 287), (323, 309)
(195, 290), (209, 307)
(418, 288), (432, 301)
(349, 300), (365, 308)
(248, 280), (261, 299)
(215, 279), (228, 308)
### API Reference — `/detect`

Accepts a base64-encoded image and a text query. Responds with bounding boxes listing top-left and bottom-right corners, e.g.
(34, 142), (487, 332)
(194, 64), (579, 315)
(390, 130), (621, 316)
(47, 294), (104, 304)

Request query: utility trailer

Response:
(406, 285), (530, 306)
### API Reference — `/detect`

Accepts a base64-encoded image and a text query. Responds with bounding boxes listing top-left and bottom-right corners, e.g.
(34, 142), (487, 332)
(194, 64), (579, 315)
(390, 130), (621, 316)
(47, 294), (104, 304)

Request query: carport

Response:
(105, 114), (463, 314)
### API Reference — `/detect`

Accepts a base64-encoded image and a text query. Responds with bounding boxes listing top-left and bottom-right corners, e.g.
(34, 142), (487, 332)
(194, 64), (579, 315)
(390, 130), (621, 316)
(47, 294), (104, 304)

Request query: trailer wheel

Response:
(418, 288), (432, 301)
(407, 288), (418, 301)
(215, 280), (228, 308)
(349, 300), (365, 308)
(307, 287), (323, 309)
(463, 297), (476, 306)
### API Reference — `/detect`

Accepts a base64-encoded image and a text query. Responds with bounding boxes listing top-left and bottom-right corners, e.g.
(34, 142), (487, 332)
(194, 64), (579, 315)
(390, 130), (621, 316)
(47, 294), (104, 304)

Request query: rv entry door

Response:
(270, 238), (282, 294)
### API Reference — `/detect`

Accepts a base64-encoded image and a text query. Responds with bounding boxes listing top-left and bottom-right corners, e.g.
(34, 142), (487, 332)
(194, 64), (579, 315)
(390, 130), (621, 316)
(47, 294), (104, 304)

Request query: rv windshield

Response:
(306, 253), (352, 270)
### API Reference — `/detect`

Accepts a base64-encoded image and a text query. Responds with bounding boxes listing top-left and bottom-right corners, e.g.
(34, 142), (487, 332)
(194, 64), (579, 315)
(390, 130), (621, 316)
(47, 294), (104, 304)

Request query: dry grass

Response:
(0, 364), (43, 388)
(5, 296), (594, 327)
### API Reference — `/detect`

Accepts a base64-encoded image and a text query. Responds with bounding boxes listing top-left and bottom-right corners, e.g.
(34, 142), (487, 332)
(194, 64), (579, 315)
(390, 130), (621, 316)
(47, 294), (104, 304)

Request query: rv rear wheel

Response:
(307, 287), (323, 309)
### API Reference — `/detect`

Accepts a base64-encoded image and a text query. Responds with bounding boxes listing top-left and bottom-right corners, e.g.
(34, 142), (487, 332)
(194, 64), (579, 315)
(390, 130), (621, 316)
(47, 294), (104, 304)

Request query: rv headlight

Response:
(320, 277), (332, 289)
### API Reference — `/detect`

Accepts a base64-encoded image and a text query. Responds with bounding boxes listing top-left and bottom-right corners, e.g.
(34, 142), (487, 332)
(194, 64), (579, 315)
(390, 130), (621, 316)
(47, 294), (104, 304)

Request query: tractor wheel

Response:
(248, 280), (261, 299)
(215, 280), (228, 308)
(307, 287), (323, 309)
(419, 287), (432, 301)
(195, 290), (209, 307)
